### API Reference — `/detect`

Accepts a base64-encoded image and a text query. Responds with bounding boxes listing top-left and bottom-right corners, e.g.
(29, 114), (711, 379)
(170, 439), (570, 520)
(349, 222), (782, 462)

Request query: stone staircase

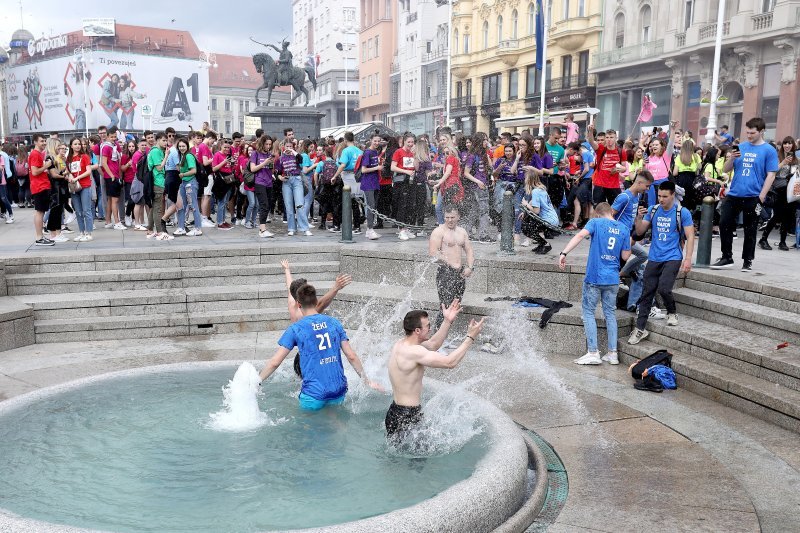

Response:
(1, 244), (338, 342)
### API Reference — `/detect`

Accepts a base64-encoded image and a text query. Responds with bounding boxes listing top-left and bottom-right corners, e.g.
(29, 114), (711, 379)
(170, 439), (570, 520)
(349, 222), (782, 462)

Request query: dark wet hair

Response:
(289, 278), (307, 300)
(403, 310), (429, 335)
(296, 284), (318, 308)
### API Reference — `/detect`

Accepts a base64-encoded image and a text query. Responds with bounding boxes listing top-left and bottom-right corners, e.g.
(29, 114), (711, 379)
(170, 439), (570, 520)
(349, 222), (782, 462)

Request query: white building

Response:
(388, 0), (450, 134)
(291, 0), (361, 129)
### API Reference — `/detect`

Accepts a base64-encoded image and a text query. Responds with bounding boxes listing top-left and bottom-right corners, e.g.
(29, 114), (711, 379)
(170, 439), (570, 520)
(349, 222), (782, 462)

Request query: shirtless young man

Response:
(385, 300), (485, 439)
(428, 205), (475, 330)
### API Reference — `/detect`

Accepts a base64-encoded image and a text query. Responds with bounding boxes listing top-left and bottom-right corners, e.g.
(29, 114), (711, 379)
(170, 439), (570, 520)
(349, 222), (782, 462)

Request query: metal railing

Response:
(422, 48), (448, 63)
(699, 21), (730, 40)
(422, 93), (446, 108)
(526, 73), (596, 96)
(498, 39), (519, 51)
(592, 39), (664, 67)
(676, 32), (686, 47)
(752, 12), (773, 31)
(450, 95), (475, 109)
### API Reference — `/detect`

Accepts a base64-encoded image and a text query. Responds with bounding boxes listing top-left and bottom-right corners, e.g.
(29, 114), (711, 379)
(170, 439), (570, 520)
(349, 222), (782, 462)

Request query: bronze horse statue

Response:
(252, 53), (317, 106)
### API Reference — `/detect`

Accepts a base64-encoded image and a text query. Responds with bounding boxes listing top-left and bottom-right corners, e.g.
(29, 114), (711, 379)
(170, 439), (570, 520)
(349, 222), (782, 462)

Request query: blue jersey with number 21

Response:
(278, 314), (349, 401)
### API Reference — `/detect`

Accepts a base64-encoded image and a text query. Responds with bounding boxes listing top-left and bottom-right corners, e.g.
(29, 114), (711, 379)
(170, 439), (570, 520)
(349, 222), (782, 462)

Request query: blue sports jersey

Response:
(728, 142), (779, 198)
(278, 314), (349, 401)
(584, 218), (631, 285)
(611, 189), (639, 232)
(644, 204), (693, 262)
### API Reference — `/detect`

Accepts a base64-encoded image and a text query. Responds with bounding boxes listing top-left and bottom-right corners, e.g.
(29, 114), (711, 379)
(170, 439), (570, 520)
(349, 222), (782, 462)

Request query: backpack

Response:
(15, 158), (28, 176)
(135, 154), (154, 206)
(321, 159), (338, 185)
(647, 203), (685, 248)
(353, 153), (364, 183)
(0, 156), (5, 185)
(630, 350), (676, 392)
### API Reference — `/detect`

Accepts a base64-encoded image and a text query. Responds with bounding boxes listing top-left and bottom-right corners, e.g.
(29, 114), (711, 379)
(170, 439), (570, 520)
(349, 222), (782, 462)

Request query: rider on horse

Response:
(266, 40), (293, 86)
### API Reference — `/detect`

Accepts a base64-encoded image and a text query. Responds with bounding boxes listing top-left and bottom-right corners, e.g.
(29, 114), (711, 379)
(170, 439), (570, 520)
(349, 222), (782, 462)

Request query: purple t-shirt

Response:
(415, 160), (432, 184)
(276, 153), (300, 177)
(536, 153), (553, 170)
(359, 148), (380, 191)
(494, 157), (515, 182)
(250, 150), (274, 187)
(465, 154), (488, 188)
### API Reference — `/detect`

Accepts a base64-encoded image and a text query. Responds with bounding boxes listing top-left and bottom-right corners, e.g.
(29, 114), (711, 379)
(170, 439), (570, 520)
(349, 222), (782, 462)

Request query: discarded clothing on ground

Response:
(484, 296), (573, 328)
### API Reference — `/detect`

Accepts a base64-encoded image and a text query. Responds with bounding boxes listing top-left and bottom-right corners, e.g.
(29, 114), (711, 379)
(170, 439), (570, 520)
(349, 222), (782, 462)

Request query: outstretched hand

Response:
(280, 259), (290, 271)
(367, 380), (386, 393)
(441, 298), (463, 323)
(467, 317), (486, 339)
(558, 254), (567, 270)
(334, 273), (353, 291)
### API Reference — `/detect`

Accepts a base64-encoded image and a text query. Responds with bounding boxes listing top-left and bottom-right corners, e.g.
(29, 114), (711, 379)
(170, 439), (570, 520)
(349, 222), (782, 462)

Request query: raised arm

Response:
(421, 299), (462, 350)
(340, 340), (383, 391)
(415, 318), (485, 369)
(587, 126), (599, 151)
(316, 274), (352, 313)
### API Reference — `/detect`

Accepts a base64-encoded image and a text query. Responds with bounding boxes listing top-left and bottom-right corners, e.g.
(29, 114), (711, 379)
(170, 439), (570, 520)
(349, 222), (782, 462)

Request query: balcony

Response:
(422, 93), (446, 108)
(752, 12), (773, 31)
(592, 39), (664, 69)
(527, 73), (596, 96)
(676, 32), (686, 47)
(390, 61), (400, 74)
(497, 39), (519, 51)
(699, 21), (730, 40)
(451, 95), (475, 111)
(422, 48), (448, 64)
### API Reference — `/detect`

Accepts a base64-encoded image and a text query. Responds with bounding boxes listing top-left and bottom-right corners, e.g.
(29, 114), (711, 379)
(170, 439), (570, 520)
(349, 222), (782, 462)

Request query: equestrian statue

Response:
(251, 37), (317, 106)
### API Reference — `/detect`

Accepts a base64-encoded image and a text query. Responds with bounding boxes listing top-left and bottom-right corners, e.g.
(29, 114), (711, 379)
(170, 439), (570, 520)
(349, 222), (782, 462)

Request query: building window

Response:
(375, 76), (380, 95)
(225, 120), (231, 134)
(362, 41), (367, 62)
(497, 16), (503, 44)
(528, 3), (535, 35)
(578, 0), (585, 17)
(508, 69), (518, 100)
(385, 0), (391, 18)
(211, 98), (217, 111)
(511, 10), (518, 39)
(641, 5), (652, 43)
(239, 100), (244, 112)
(614, 13), (625, 49)
(245, 100), (250, 112)
(344, 7), (355, 22)
(463, 34), (470, 53)
(482, 21), (489, 49)
(224, 99), (231, 111)
(454, 28), (459, 51)
(562, 56), (572, 87)
(761, 0), (775, 12)
(526, 66), (536, 96)
(578, 50), (589, 84)
(362, 78), (367, 97)
(761, 63), (780, 136)
(466, 79), (472, 99)
(239, 121), (244, 133)
(211, 120), (218, 131)
(684, 0), (694, 30)
(482, 74), (501, 104)
(563, 0), (570, 19)
(528, 62), (552, 94)
(456, 81), (463, 99)
(375, 35), (380, 56)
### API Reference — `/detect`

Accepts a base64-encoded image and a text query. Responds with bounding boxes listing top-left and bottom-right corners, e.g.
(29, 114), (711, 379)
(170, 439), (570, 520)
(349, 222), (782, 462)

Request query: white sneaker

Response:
(10, 202), (17, 208)
(186, 228), (203, 237)
(628, 328), (649, 345)
(398, 229), (410, 241)
(173, 228), (187, 236)
(52, 234), (69, 243)
(65, 212), (77, 224)
(416, 231), (426, 237)
(601, 352), (619, 365)
(366, 229), (381, 240)
(124, 216), (132, 227)
(667, 313), (678, 326)
(649, 307), (666, 320)
(157, 232), (174, 240)
(574, 352), (602, 365)
(84, 234), (93, 241)
(287, 230), (295, 236)
(201, 218), (216, 228)
(407, 230), (416, 239)
(104, 223), (113, 229)
(259, 229), (274, 238)
(304, 230), (313, 236)
(480, 342), (500, 354)
(5, 216), (13, 224)
(520, 238), (533, 247)
(113, 223), (127, 230)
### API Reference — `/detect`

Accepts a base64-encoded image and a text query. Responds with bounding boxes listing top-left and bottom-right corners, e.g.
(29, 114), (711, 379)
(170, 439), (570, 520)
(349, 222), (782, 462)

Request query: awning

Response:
(320, 121), (400, 143)
(493, 107), (599, 129)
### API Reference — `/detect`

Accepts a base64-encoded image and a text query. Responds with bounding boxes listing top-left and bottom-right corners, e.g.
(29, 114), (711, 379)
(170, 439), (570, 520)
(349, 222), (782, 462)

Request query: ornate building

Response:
(450, 0), (603, 137)
(356, 0), (397, 125)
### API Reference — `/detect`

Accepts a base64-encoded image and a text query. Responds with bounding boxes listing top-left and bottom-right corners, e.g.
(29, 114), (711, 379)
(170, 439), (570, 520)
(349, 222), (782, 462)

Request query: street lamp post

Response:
(335, 27), (357, 130)
(705, 0), (726, 147)
(73, 45), (93, 138)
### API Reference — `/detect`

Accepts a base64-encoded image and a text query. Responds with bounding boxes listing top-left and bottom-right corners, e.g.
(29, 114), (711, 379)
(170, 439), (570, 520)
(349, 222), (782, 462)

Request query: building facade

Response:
(451, 0), (602, 137)
(292, 0), (361, 129)
(594, 0), (800, 141)
(357, 0), (397, 124)
(388, 0), (450, 134)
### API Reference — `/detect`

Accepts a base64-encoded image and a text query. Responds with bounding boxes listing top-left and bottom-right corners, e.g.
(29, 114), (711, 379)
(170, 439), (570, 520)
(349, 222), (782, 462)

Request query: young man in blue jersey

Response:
(613, 170), (654, 280)
(628, 181), (696, 344)
(558, 202), (632, 365)
(259, 284), (382, 410)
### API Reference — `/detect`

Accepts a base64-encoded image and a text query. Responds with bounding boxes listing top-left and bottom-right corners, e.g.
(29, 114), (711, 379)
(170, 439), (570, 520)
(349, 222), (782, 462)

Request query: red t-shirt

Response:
(69, 154), (92, 189)
(120, 153), (136, 183)
(442, 155), (463, 201)
(28, 149), (51, 195)
(593, 145), (630, 188)
(100, 141), (120, 179)
(194, 143), (213, 168)
(391, 148), (415, 173)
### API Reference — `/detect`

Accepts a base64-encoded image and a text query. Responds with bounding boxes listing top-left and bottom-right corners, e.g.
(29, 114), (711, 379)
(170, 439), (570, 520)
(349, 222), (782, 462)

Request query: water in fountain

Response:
(208, 362), (282, 432)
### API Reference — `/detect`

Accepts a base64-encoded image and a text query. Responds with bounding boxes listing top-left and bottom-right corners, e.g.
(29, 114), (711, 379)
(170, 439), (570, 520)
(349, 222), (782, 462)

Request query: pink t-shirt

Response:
(194, 143), (212, 167)
(131, 150), (145, 178)
(564, 122), (579, 145)
(645, 151), (671, 182)
(100, 141), (120, 179)
(212, 151), (234, 174)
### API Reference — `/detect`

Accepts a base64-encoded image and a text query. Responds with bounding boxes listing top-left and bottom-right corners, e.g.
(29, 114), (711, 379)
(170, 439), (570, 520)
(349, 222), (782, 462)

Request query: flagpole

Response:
(537, 0), (549, 136)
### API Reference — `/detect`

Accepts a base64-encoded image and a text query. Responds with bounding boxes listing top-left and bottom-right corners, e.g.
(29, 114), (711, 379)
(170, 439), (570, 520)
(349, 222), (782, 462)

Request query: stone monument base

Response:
(248, 106), (326, 140)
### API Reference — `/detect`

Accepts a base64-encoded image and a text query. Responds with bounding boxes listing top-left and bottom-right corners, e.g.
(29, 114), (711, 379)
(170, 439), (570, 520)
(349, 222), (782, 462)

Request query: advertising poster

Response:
(6, 51), (209, 134)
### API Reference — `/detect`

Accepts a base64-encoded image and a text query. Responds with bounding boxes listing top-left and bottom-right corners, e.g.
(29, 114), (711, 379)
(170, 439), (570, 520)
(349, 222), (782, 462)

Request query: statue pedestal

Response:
(248, 106), (325, 140)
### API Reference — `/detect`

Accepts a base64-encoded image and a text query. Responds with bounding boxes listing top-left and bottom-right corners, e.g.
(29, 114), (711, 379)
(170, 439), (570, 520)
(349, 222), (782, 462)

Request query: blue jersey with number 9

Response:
(278, 314), (349, 401)
(584, 218), (631, 285)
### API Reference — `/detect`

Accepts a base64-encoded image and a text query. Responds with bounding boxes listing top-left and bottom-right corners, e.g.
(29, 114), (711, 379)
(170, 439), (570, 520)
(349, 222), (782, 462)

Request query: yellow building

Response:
(450, 0), (602, 137)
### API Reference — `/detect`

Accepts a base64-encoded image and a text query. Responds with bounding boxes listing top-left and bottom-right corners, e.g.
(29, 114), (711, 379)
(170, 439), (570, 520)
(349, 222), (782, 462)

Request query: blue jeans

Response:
(0, 184), (12, 216)
(582, 281), (619, 353)
(178, 179), (201, 230)
(298, 392), (345, 411)
(245, 189), (258, 226)
(627, 262), (646, 310)
(72, 187), (93, 234)
(282, 175), (309, 231)
(302, 174), (314, 221)
(94, 171), (105, 219)
(215, 189), (231, 225)
(119, 109), (134, 130)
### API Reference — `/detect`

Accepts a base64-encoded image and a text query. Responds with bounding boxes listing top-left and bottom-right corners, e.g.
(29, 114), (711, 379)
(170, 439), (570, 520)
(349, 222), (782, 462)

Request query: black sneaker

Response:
(758, 239), (772, 251)
(778, 242), (789, 251)
(533, 243), (552, 255)
(35, 238), (55, 246)
(710, 256), (734, 269)
(741, 260), (753, 272)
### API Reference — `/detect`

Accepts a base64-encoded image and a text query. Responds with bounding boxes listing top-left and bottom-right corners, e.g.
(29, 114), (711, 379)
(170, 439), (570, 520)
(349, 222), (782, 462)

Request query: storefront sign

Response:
(27, 35), (68, 57)
(526, 86), (596, 111)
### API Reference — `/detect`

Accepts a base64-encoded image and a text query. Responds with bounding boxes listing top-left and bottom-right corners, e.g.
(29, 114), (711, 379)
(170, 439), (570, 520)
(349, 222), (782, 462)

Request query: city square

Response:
(0, 1), (799, 532)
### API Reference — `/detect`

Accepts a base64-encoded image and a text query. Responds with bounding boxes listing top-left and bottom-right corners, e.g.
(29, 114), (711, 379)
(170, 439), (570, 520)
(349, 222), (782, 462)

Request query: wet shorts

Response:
(298, 392), (345, 411)
(164, 170), (180, 204)
(384, 402), (423, 437)
(105, 178), (122, 198)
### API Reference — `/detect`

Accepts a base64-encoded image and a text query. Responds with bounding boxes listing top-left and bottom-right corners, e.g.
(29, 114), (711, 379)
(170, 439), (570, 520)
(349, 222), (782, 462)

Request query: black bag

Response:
(629, 349), (672, 380)
(243, 163), (255, 186)
(217, 172), (236, 185)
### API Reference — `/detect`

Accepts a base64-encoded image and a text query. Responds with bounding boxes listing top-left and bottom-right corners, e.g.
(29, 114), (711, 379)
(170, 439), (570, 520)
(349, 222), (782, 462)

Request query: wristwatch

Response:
(559, 252), (568, 257)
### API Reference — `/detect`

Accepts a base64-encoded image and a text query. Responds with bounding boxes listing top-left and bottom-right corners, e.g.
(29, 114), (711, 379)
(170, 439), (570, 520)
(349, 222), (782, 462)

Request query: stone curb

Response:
(492, 433), (550, 533)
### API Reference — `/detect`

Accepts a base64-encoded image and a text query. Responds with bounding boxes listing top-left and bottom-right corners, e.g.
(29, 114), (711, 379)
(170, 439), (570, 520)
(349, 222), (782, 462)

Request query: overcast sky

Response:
(1, 0), (293, 56)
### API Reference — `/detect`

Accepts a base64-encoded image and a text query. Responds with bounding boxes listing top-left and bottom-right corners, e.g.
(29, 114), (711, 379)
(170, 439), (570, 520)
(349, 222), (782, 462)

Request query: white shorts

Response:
(341, 171), (362, 197)
(203, 175), (214, 196)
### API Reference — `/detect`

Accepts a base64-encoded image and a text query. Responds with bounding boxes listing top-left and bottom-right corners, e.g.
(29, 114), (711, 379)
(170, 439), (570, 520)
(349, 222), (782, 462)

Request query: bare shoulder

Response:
(455, 226), (470, 239)
(429, 225), (445, 238)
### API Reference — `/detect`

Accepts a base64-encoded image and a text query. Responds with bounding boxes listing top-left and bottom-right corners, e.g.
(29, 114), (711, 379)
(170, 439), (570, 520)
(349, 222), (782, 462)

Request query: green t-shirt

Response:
(180, 153), (197, 181)
(147, 146), (166, 188)
(674, 153), (701, 173)
(545, 142), (565, 171)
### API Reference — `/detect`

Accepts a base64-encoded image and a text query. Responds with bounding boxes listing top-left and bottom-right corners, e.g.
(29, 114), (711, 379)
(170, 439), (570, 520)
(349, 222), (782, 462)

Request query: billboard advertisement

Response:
(82, 18), (116, 37)
(6, 51), (209, 134)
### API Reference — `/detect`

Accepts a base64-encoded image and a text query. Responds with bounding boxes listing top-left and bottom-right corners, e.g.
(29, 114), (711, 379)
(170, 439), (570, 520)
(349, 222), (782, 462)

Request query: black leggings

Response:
(254, 184), (274, 225)
(521, 214), (548, 245)
(761, 187), (793, 244)
(635, 259), (682, 330)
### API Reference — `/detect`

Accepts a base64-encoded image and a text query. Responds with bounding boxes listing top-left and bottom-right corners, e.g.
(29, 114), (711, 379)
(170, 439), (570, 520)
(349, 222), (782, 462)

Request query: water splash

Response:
(208, 362), (283, 432)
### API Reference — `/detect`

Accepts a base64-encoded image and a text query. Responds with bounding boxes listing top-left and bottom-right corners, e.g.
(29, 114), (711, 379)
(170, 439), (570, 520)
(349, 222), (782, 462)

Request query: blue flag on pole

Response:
(535, 0), (545, 70)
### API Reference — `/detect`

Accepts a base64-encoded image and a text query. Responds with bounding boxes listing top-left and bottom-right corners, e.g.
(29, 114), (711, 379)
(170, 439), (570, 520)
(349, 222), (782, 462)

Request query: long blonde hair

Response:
(679, 139), (695, 166)
(413, 137), (431, 166)
(46, 138), (60, 158)
(524, 167), (546, 195)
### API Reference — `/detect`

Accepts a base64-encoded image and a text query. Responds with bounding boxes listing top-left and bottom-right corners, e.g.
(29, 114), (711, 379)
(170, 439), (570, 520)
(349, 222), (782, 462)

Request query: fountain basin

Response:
(0, 362), (529, 533)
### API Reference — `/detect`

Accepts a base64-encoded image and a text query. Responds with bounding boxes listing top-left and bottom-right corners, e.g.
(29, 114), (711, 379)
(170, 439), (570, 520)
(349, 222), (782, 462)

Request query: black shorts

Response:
(105, 178), (122, 198)
(32, 190), (50, 212)
(385, 402), (423, 437)
(164, 170), (181, 203)
(592, 185), (621, 207)
(570, 179), (593, 205)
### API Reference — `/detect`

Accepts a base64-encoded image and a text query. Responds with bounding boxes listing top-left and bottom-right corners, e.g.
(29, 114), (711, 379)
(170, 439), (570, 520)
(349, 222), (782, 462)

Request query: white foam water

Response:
(208, 362), (273, 432)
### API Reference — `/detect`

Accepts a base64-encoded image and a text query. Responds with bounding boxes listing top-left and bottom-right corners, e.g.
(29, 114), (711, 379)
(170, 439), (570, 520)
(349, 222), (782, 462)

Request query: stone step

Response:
(34, 308), (290, 343)
(682, 277), (800, 315)
(642, 317), (800, 393)
(6, 262), (339, 295)
(619, 340), (800, 433)
(18, 282), (334, 320)
(672, 288), (800, 345)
